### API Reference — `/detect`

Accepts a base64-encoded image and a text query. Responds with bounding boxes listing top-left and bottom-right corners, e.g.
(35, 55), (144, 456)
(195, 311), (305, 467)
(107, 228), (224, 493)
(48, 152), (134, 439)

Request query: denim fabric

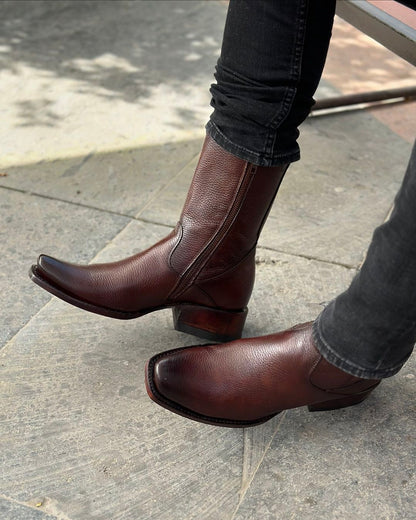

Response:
(314, 141), (416, 379)
(207, 0), (336, 166)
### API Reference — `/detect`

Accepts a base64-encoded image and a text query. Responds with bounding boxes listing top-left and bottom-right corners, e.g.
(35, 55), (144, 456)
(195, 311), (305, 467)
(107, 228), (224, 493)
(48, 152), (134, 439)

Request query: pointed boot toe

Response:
(31, 254), (77, 297)
(36, 254), (70, 285)
(30, 254), (110, 316)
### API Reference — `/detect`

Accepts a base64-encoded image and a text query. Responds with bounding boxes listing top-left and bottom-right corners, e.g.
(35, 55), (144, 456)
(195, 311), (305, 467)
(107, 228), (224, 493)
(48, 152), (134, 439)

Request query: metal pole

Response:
(312, 85), (416, 112)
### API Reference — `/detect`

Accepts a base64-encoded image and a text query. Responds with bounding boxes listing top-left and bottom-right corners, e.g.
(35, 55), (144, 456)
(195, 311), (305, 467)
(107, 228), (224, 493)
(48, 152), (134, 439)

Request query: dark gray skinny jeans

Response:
(207, 0), (416, 379)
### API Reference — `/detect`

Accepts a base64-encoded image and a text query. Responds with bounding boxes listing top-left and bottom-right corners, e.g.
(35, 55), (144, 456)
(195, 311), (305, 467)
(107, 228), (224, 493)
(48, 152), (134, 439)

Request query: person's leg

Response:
(30, 0), (335, 342)
(314, 139), (416, 379)
(146, 143), (416, 427)
(207, 0), (336, 166)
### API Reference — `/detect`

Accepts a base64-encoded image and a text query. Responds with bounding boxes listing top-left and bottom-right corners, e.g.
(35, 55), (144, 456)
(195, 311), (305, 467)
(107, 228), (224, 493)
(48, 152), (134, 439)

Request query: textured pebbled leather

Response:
(32, 135), (288, 320)
(147, 322), (380, 426)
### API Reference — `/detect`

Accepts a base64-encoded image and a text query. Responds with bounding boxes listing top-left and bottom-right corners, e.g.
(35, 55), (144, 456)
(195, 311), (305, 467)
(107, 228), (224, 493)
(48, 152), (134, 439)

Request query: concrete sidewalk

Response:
(0, 2), (415, 519)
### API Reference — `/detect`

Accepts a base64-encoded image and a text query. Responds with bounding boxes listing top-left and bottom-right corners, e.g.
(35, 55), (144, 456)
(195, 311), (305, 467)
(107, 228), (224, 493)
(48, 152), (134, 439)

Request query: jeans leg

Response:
(314, 140), (416, 379)
(207, 0), (336, 166)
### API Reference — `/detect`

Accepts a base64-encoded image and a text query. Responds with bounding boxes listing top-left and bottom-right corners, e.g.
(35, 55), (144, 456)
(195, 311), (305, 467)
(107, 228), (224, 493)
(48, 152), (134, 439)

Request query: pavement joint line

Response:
(134, 149), (200, 220)
(0, 493), (60, 519)
(0, 183), (174, 230)
(231, 412), (288, 520)
(256, 245), (359, 271)
(0, 197), (172, 353)
(0, 297), (56, 356)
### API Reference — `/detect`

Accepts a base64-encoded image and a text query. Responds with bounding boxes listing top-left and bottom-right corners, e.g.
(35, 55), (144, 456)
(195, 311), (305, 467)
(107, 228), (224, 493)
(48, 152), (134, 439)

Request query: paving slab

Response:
(137, 153), (196, 226)
(262, 113), (412, 268)
(0, 140), (202, 217)
(0, 219), (357, 520)
(0, 187), (129, 348)
(232, 360), (416, 520)
(0, 0), (225, 167)
(0, 499), (57, 520)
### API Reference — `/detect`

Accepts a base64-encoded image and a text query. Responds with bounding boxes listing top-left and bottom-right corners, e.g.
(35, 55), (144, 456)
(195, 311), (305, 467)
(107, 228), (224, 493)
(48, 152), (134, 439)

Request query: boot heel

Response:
(308, 389), (375, 412)
(172, 304), (247, 342)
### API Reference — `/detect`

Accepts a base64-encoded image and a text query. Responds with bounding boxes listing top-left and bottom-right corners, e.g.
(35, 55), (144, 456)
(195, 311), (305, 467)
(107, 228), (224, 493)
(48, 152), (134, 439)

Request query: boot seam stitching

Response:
(167, 162), (255, 300)
(167, 222), (184, 274)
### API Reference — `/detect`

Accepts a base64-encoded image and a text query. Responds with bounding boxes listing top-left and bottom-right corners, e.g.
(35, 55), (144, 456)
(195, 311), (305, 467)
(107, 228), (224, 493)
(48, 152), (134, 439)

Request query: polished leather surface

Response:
(147, 322), (380, 426)
(32, 136), (287, 318)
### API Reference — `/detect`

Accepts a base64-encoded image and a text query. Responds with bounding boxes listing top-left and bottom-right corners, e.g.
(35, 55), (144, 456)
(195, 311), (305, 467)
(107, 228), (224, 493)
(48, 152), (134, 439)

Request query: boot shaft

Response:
(170, 135), (288, 282)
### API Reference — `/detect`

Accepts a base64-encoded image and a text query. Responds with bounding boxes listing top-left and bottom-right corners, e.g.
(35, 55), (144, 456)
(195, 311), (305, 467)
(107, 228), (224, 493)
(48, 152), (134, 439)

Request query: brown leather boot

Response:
(145, 322), (381, 427)
(30, 135), (288, 341)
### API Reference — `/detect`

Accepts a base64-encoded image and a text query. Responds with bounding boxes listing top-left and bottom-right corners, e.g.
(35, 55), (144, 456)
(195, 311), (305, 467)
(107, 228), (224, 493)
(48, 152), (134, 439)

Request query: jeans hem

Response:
(206, 121), (300, 167)
(312, 313), (406, 379)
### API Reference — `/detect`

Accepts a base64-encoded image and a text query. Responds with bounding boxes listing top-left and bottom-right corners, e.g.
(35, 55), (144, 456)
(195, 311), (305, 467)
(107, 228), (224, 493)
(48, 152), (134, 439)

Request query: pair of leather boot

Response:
(30, 135), (380, 427)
